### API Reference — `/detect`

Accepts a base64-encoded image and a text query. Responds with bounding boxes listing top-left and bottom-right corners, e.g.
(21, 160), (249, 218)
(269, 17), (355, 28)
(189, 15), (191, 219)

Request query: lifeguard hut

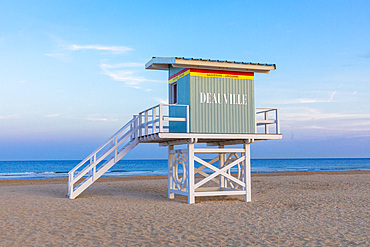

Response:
(68, 57), (281, 204)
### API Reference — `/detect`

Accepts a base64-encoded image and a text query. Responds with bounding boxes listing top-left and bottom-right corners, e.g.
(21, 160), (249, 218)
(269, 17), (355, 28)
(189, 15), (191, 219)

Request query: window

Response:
(170, 82), (178, 104)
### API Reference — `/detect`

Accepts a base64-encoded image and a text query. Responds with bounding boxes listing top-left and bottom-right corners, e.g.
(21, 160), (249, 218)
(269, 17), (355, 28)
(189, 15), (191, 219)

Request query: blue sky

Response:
(0, 0), (369, 160)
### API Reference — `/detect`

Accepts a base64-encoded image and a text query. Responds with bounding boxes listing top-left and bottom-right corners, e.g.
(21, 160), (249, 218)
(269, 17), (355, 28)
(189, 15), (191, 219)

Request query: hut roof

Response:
(145, 57), (276, 73)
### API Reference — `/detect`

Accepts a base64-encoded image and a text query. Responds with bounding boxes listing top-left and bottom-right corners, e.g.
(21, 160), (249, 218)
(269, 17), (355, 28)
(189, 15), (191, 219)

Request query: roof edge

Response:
(145, 57), (276, 73)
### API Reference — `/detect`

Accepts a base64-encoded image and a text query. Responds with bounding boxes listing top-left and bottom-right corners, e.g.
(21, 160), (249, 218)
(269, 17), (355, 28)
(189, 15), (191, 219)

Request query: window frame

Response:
(170, 81), (178, 104)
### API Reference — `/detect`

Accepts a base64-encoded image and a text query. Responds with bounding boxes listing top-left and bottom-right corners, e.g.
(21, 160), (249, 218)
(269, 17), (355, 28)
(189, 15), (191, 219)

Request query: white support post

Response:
(187, 143), (195, 204)
(219, 145), (226, 188)
(168, 145), (174, 199)
(244, 143), (251, 202)
(68, 172), (73, 198)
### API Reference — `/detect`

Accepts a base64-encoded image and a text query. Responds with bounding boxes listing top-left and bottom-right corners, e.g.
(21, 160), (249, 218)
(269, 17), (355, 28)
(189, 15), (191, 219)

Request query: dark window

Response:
(171, 82), (178, 104)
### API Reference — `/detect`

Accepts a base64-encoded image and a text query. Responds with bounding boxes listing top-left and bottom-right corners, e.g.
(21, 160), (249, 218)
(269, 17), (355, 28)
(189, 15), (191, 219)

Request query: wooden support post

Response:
(187, 143), (195, 204)
(168, 145), (174, 199)
(244, 143), (251, 202)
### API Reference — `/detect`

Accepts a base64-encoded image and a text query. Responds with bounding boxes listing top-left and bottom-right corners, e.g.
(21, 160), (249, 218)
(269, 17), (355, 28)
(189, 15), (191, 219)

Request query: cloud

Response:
(0, 114), (19, 119)
(45, 114), (60, 118)
(282, 107), (370, 122)
(276, 91), (337, 105)
(68, 44), (133, 54)
(85, 117), (118, 122)
(100, 63), (164, 89)
(154, 97), (168, 104)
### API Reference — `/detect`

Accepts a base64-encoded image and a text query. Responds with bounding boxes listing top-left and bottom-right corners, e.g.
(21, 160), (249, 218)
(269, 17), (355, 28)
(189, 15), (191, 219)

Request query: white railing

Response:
(136, 104), (189, 136)
(68, 104), (189, 199)
(255, 108), (280, 134)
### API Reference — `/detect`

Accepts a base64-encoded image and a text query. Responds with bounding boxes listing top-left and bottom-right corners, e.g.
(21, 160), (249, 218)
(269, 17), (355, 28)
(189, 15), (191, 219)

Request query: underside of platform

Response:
(139, 132), (282, 145)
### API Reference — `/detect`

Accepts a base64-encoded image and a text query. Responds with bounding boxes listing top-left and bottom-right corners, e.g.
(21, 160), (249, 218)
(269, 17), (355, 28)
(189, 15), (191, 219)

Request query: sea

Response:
(0, 158), (369, 180)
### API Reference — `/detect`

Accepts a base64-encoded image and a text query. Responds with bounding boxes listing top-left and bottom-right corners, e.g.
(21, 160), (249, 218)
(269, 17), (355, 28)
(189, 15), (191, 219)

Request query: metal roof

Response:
(145, 57), (276, 73)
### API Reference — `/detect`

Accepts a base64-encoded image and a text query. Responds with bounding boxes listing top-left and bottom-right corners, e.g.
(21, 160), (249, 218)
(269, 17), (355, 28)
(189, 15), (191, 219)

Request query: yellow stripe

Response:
(168, 69), (190, 84)
(190, 72), (254, 80)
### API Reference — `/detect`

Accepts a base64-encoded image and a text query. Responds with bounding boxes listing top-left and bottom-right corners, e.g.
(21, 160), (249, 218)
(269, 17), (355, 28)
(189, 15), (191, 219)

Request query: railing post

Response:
(139, 113), (142, 137)
(68, 172), (73, 197)
(186, 105), (190, 133)
(159, 104), (163, 133)
(276, 108), (280, 134)
(145, 110), (149, 135)
(114, 136), (118, 163)
(152, 107), (156, 133)
(264, 111), (269, 134)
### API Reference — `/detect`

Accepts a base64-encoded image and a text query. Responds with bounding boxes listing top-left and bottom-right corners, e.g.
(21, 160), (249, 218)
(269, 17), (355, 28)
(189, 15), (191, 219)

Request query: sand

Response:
(0, 171), (368, 246)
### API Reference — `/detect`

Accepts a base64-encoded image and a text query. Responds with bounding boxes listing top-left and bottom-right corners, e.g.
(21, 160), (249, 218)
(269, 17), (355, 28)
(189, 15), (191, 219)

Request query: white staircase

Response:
(68, 104), (189, 199)
(68, 115), (140, 199)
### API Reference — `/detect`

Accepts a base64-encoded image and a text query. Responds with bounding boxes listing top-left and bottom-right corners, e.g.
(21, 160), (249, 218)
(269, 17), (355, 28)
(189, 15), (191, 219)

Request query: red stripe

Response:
(190, 68), (254, 76)
(168, 68), (189, 80)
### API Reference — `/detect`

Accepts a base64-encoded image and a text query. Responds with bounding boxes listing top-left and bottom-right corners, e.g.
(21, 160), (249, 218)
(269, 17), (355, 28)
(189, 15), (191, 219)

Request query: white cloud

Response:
(69, 44), (133, 54)
(0, 114), (19, 119)
(85, 117), (118, 122)
(154, 97), (168, 104)
(276, 91), (337, 105)
(282, 107), (370, 122)
(100, 63), (165, 89)
(45, 114), (60, 118)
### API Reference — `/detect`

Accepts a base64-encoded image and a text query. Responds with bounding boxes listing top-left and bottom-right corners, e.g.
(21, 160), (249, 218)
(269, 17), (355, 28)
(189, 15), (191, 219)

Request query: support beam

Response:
(244, 143), (251, 202)
(168, 145), (174, 199)
(187, 143), (195, 204)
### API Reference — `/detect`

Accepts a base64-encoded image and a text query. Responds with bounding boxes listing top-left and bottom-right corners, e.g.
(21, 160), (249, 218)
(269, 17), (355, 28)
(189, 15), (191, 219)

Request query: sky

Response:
(0, 0), (369, 160)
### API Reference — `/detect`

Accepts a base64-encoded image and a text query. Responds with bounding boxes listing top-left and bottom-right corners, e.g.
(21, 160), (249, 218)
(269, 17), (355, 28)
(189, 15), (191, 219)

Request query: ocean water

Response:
(0, 158), (369, 180)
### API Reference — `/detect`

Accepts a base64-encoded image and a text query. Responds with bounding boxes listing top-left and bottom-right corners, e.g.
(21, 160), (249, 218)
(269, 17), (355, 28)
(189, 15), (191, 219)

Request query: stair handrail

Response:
(69, 115), (139, 175)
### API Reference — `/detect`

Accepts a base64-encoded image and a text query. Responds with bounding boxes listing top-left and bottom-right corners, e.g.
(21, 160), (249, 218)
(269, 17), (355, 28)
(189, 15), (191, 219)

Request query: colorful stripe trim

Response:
(190, 69), (254, 80)
(169, 68), (254, 83)
(168, 69), (190, 83)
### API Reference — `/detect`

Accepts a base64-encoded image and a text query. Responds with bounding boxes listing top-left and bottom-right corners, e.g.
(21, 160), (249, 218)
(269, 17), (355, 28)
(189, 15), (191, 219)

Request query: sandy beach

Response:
(0, 171), (368, 246)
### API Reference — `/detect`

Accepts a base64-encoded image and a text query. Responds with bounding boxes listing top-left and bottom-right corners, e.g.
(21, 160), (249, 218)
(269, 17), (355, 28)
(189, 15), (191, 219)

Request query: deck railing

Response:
(136, 104), (189, 136)
(255, 108), (280, 134)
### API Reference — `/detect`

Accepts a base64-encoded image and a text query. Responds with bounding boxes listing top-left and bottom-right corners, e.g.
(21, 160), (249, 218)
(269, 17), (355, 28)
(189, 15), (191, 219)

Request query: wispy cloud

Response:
(282, 107), (370, 122)
(68, 44), (133, 54)
(100, 63), (164, 89)
(276, 91), (337, 105)
(0, 114), (19, 119)
(45, 114), (60, 118)
(154, 97), (168, 104)
(85, 117), (118, 122)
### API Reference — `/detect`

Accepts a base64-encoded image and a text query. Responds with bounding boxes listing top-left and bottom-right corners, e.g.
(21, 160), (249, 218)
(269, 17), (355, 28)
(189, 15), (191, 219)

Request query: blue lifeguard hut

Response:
(68, 57), (281, 204)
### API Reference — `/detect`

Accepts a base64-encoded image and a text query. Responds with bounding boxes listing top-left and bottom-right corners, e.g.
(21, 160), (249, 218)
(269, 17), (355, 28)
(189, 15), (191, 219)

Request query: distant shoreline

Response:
(1, 170), (368, 186)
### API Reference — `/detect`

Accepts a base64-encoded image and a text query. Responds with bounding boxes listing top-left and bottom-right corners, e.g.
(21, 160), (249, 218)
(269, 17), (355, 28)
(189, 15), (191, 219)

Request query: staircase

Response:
(68, 115), (140, 199)
(68, 104), (189, 199)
